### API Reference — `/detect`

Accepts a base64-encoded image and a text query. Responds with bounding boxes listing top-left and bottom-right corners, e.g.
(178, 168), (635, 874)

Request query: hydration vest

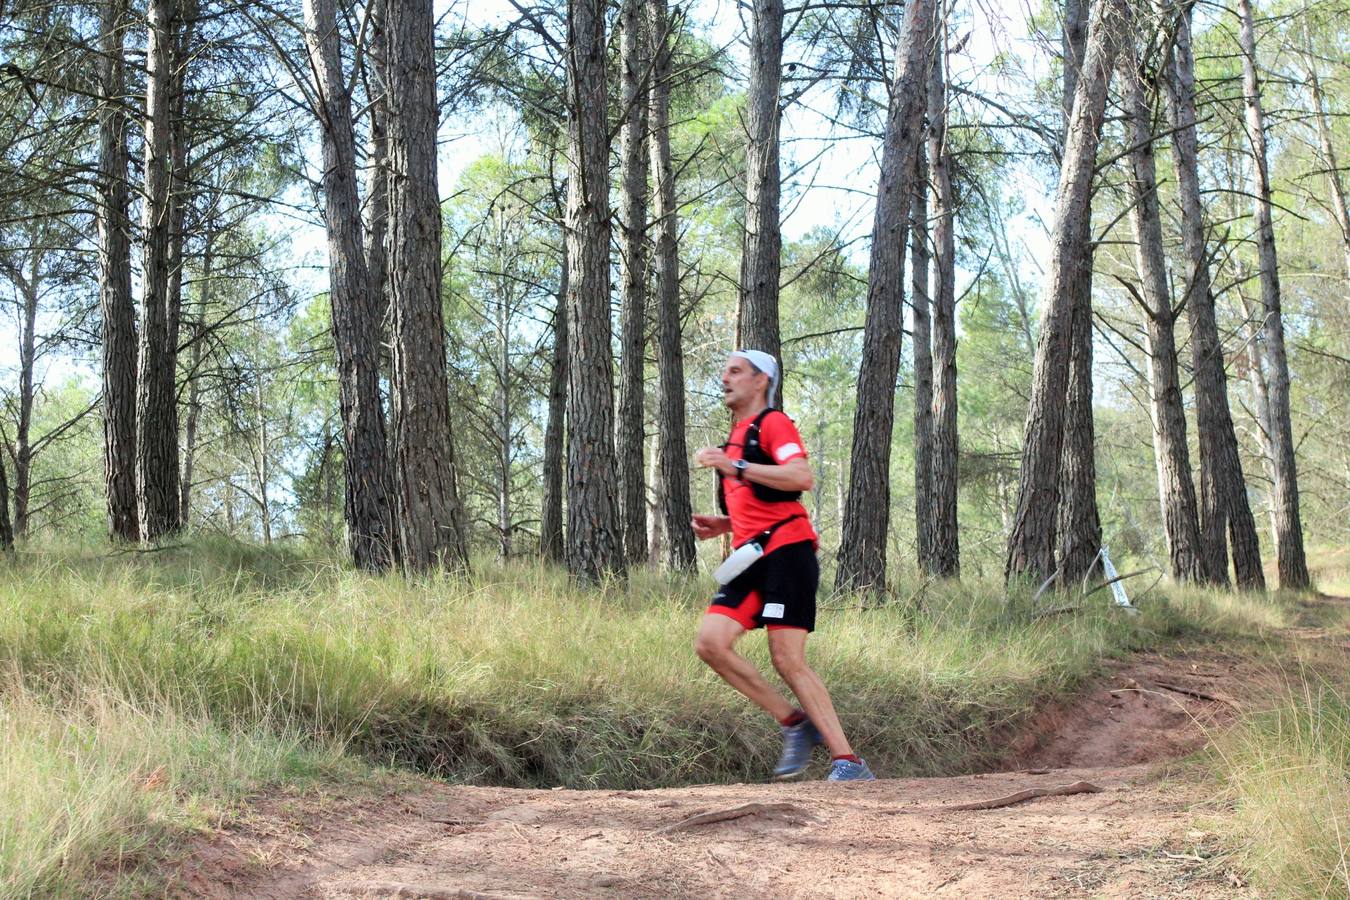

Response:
(716, 408), (804, 515)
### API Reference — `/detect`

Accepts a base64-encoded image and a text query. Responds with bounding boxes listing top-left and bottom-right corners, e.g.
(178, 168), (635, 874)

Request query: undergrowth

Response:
(1212, 675), (1350, 899)
(0, 536), (1299, 895)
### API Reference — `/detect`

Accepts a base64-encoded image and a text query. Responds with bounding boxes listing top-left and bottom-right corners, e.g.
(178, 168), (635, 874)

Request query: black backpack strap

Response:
(734, 513), (802, 550)
(744, 407), (777, 453)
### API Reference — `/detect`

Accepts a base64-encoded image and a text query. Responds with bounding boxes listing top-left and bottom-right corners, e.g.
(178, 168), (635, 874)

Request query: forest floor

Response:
(163, 638), (1314, 899)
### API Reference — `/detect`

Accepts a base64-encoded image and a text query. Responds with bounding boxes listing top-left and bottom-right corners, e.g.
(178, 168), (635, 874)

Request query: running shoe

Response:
(827, 757), (876, 782)
(773, 718), (822, 778)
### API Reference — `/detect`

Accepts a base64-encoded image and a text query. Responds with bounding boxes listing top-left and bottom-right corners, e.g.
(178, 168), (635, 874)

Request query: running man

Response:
(691, 349), (874, 782)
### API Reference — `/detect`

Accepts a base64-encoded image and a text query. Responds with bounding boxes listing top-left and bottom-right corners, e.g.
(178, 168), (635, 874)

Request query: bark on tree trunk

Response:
(136, 0), (183, 542)
(180, 331), (200, 526)
(1237, 285), (1280, 538)
(1057, 293), (1102, 585)
(97, 0), (139, 542)
(1238, 0), (1310, 589)
(835, 0), (936, 595)
(1006, 0), (1128, 584)
(617, 0), (650, 566)
(646, 429), (665, 560)
(565, 0), (624, 582)
(364, 0), (391, 327)
(738, 0), (784, 387)
(386, 0), (470, 571)
(540, 244), (567, 563)
(13, 254), (37, 536)
(254, 376), (271, 545)
(649, 0), (696, 574)
(305, 0), (398, 572)
(165, 2), (193, 364)
(1164, 4), (1263, 589)
(0, 454), (10, 551)
(1055, 0), (1103, 588)
(1119, 52), (1204, 583)
(496, 276), (512, 559)
(927, 36), (959, 578)
(910, 145), (934, 573)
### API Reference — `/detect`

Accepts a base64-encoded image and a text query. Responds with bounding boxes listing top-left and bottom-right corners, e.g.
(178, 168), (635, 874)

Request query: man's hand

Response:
(694, 446), (733, 475)
(691, 514), (731, 540)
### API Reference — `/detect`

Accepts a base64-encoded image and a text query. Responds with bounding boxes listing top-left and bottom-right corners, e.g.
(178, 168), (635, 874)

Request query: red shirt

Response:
(721, 410), (819, 554)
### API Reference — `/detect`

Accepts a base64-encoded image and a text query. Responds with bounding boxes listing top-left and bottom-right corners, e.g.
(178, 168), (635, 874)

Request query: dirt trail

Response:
(170, 647), (1265, 899)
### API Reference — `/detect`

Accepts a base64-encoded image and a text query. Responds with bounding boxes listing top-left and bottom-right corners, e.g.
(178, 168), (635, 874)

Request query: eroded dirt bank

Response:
(169, 647), (1258, 898)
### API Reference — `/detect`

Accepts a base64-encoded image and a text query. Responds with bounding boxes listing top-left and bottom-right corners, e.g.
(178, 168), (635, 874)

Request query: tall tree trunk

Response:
(927, 34), (959, 578)
(911, 146), (934, 573)
(646, 428), (665, 560)
(494, 258), (513, 559)
(13, 254), (37, 536)
(649, 0), (696, 574)
(1300, 29), (1350, 280)
(0, 454), (10, 551)
(835, 0), (936, 595)
(364, 0), (391, 326)
(540, 247), (567, 563)
(97, 0), (139, 542)
(386, 0), (470, 571)
(305, 0), (398, 572)
(180, 328), (201, 525)
(616, 0), (650, 566)
(179, 232), (209, 526)
(1055, 0), (1103, 587)
(564, 0), (624, 582)
(165, 1), (193, 364)
(254, 376), (271, 545)
(1119, 52), (1203, 582)
(136, 0), (182, 542)
(738, 0), (784, 385)
(1238, 0), (1310, 589)
(1164, 4), (1264, 589)
(1006, 0), (1128, 583)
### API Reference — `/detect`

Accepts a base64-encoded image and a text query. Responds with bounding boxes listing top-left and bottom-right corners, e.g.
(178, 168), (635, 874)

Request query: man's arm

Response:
(737, 456), (814, 492)
(694, 445), (814, 492)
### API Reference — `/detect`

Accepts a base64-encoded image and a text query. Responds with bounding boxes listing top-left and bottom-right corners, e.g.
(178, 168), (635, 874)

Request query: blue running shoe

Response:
(827, 757), (876, 782)
(773, 718), (822, 779)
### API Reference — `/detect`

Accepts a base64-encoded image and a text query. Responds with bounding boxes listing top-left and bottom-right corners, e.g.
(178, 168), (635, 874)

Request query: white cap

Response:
(730, 349), (779, 401)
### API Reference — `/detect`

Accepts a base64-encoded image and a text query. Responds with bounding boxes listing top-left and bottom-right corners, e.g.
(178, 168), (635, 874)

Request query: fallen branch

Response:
(1083, 568), (1152, 598)
(1151, 680), (1238, 706)
(652, 802), (816, 835)
(944, 780), (1102, 811)
(343, 883), (532, 900)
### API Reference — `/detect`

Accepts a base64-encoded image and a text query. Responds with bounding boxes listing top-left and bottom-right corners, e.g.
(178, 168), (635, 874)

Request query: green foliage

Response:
(1216, 676), (1350, 897)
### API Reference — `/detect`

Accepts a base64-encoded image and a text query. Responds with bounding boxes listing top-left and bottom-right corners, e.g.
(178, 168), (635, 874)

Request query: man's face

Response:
(720, 355), (767, 409)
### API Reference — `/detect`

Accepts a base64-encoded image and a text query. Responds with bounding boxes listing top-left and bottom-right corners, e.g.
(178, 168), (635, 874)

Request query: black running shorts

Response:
(707, 539), (819, 632)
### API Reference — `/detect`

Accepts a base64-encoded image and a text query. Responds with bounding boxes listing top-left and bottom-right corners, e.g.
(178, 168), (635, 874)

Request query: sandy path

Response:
(171, 650), (1255, 899)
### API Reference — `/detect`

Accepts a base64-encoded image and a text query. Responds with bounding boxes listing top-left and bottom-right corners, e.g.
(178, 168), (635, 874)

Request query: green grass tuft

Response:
(1214, 674), (1350, 898)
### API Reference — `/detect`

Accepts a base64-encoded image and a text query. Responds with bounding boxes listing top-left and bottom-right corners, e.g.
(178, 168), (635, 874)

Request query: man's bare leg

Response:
(766, 627), (854, 758)
(693, 613), (795, 721)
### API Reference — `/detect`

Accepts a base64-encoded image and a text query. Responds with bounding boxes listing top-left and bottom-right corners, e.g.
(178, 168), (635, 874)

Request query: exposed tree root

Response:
(652, 801), (816, 834)
(343, 882), (532, 900)
(944, 780), (1103, 811)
